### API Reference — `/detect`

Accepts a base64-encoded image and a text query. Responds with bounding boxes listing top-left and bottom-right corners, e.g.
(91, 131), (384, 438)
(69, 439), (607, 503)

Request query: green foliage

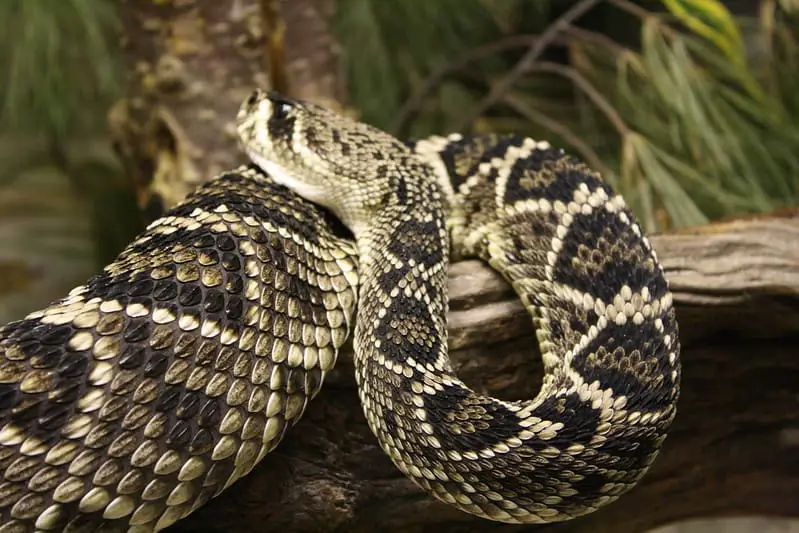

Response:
(584, 0), (799, 227)
(663, 0), (747, 66)
(0, 0), (120, 139)
(0, 138), (141, 322)
(333, 0), (517, 128)
(336, 0), (799, 231)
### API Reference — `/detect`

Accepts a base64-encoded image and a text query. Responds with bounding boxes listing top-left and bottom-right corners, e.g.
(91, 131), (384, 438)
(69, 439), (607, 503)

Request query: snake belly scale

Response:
(0, 90), (680, 531)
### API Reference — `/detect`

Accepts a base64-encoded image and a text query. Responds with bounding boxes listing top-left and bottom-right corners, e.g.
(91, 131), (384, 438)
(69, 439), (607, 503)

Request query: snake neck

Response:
(350, 179), (451, 364)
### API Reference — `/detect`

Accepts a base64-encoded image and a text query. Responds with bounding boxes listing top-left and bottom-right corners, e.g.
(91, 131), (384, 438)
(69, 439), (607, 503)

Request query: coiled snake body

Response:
(0, 91), (680, 531)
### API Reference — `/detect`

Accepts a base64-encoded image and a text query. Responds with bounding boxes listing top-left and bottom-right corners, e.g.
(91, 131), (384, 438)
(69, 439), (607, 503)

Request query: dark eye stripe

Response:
(267, 111), (295, 142)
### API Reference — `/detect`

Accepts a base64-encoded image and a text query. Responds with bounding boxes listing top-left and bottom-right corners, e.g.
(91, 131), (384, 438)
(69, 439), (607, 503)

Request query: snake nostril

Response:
(245, 89), (263, 109)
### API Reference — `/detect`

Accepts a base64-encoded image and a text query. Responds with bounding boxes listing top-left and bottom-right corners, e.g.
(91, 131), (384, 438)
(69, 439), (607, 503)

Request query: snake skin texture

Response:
(0, 168), (359, 532)
(0, 90), (680, 531)
(236, 91), (681, 524)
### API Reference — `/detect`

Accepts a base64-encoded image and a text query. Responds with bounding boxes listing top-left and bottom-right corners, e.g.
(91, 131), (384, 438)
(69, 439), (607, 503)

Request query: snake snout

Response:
(239, 89), (265, 121)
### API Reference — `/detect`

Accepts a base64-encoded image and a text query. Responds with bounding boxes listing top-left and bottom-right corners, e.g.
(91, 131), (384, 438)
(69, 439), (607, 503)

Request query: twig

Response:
(454, 0), (602, 131)
(392, 35), (538, 135)
(527, 61), (631, 136)
(502, 92), (612, 178)
(605, 0), (651, 20)
(567, 25), (630, 57)
(392, 27), (628, 136)
(260, 0), (289, 94)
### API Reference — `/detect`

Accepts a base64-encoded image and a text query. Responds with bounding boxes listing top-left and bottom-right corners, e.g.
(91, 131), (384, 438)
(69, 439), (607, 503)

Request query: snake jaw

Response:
(243, 145), (367, 235)
(244, 146), (327, 204)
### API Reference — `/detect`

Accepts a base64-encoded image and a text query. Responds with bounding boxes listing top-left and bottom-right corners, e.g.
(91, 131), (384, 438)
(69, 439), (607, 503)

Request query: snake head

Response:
(236, 89), (418, 237)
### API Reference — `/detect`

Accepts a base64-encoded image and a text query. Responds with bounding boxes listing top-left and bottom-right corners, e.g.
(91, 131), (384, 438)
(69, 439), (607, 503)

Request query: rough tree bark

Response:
(111, 2), (799, 532)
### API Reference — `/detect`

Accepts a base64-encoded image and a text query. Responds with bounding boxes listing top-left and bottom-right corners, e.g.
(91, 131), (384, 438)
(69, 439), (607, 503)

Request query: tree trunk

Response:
(112, 0), (341, 217)
(112, 2), (799, 532)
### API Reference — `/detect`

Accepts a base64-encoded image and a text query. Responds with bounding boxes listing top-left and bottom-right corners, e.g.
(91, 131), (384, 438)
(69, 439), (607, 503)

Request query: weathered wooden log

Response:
(112, 3), (799, 531)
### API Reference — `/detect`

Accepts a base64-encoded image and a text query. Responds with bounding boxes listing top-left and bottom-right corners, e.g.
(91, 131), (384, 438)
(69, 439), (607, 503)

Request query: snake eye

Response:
(273, 101), (293, 120)
(266, 91), (296, 121)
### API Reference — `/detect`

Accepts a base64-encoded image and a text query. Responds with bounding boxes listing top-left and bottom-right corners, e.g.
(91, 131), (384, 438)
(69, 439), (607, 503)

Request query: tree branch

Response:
(501, 92), (612, 177)
(524, 61), (631, 136)
(391, 25), (631, 139)
(260, 0), (289, 94)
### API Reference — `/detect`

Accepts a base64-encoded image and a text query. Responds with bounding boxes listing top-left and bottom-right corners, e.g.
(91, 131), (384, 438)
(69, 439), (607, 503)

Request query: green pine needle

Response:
(334, 0), (505, 128)
(333, 1), (799, 230)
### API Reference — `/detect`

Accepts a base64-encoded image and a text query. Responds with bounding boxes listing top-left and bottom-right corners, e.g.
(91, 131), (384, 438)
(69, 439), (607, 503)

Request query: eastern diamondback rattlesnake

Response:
(0, 90), (680, 531)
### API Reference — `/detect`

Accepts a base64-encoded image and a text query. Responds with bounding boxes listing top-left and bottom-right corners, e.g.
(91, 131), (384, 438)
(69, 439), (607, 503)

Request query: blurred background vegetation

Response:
(1, 0), (798, 324)
(0, 3), (796, 532)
